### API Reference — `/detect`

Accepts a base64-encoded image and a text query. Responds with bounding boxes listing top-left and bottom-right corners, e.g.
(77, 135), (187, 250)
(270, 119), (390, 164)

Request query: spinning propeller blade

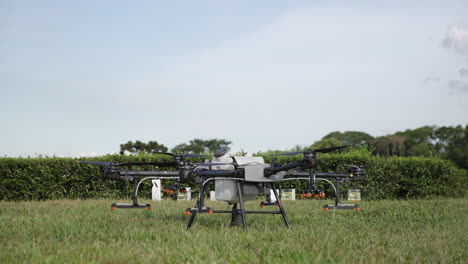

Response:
(181, 154), (211, 158)
(313, 145), (350, 153)
(270, 151), (303, 156)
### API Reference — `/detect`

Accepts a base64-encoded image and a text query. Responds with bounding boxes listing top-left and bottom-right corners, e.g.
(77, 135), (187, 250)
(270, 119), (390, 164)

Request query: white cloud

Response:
(449, 80), (468, 93)
(424, 76), (440, 84)
(460, 68), (468, 77)
(131, 5), (468, 151)
(442, 25), (468, 55)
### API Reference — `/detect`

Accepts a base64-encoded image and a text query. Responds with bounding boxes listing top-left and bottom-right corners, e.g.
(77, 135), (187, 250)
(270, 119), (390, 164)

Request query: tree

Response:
(369, 136), (392, 156)
(288, 145), (308, 152)
(119, 140), (168, 154)
(171, 138), (232, 154)
(387, 135), (406, 156)
(395, 126), (437, 156)
(323, 131), (373, 146)
(434, 125), (465, 152)
(435, 125), (468, 169)
(370, 125), (468, 168)
(310, 137), (341, 150)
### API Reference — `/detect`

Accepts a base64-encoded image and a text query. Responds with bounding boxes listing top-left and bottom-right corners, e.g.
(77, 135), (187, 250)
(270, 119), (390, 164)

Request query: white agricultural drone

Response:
(80, 146), (365, 230)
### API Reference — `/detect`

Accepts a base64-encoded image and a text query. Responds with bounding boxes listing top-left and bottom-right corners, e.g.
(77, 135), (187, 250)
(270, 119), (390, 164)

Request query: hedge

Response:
(0, 150), (466, 201)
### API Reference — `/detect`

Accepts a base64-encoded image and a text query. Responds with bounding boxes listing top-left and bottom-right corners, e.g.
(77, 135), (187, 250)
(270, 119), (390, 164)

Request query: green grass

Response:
(0, 198), (466, 263)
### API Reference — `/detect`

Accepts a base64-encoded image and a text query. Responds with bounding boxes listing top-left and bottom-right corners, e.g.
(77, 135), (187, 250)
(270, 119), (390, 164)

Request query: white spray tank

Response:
(212, 148), (269, 203)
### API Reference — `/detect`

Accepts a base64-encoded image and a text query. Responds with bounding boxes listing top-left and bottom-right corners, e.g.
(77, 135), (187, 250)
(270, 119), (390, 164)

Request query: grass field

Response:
(0, 198), (466, 263)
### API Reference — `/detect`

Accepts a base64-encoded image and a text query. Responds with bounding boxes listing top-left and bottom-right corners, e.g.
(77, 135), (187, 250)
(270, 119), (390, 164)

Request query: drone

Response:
(80, 145), (366, 230)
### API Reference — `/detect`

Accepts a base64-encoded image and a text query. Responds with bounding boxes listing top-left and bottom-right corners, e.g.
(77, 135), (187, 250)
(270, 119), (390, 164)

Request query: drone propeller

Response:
(155, 152), (211, 158)
(270, 151), (303, 156)
(313, 145), (351, 153)
(270, 145), (351, 156)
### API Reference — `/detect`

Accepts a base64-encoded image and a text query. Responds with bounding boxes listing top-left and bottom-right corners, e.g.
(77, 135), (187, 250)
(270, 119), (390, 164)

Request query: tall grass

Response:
(0, 198), (466, 263)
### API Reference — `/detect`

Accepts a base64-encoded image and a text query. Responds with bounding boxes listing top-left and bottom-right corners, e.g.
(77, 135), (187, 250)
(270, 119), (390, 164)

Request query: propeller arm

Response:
(287, 168), (366, 181)
(117, 170), (180, 177)
(196, 170), (241, 178)
(265, 159), (315, 176)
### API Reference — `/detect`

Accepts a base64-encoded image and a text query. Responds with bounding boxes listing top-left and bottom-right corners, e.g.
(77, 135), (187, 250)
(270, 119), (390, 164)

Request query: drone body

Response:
(208, 151), (284, 203)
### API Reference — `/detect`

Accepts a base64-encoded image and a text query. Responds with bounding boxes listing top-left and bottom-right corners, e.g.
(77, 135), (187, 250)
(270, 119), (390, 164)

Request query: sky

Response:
(1, 0), (468, 157)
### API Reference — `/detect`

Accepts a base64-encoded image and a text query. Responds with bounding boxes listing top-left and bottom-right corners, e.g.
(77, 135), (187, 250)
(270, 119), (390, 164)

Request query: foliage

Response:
(392, 125), (468, 169)
(171, 138), (232, 154)
(310, 137), (341, 150)
(260, 147), (467, 200)
(314, 124), (468, 169)
(436, 125), (468, 169)
(0, 199), (466, 263)
(282, 145), (307, 153)
(322, 131), (373, 146)
(369, 135), (407, 156)
(0, 149), (466, 201)
(118, 124), (467, 169)
(119, 140), (168, 154)
(0, 154), (179, 201)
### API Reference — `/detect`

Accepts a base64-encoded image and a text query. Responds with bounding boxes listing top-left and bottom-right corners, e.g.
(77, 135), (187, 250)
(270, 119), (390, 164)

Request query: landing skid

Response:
(185, 180), (290, 231)
(110, 175), (152, 210)
(111, 203), (151, 210)
(323, 204), (360, 211)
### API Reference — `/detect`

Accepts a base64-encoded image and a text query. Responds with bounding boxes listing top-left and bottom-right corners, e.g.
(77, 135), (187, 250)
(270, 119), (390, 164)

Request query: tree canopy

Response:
(119, 124), (467, 169)
(309, 125), (467, 169)
(370, 125), (467, 168)
(322, 131), (373, 146)
(310, 137), (341, 150)
(119, 140), (168, 154)
(171, 138), (232, 154)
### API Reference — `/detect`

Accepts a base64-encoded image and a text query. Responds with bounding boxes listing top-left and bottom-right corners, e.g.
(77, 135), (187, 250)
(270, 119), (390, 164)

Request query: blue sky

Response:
(1, 0), (468, 157)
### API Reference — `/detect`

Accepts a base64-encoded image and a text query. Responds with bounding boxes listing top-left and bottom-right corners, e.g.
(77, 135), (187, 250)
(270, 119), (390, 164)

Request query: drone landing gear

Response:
(109, 176), (151, 210)
(186, 181), (290, 231)
(229, 204), (243, 227)
(322, 177), (360, 211)
(259, 201), (278, 207)
(111, 203), (151, 210)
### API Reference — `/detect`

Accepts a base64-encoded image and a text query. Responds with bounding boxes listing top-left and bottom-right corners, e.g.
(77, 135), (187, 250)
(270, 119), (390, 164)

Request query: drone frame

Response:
(79, 147), (366, 230)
